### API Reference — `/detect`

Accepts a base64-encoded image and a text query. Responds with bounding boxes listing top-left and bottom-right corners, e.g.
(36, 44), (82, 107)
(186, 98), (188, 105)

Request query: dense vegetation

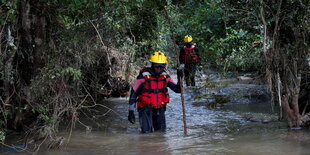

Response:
(0, 0), (309, 151)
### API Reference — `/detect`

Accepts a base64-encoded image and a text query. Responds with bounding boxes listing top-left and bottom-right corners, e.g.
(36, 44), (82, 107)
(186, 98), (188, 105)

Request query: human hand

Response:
(128, 110), (135, 124)
(177, 69), (184, 79)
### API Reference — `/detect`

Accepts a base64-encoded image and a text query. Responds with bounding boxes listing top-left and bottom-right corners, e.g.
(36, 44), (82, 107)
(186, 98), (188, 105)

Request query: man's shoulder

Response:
(161, 71), (171, 78)
(136, 67), (149, 79)
(139, 67), (150, 73)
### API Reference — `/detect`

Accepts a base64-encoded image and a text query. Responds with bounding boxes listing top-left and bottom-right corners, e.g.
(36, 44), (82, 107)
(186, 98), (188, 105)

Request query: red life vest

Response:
(181, 45), (198, 64)
(137, 68), (170, 108)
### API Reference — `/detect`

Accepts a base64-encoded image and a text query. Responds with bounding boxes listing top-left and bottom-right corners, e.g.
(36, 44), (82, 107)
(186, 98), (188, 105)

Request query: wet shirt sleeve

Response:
(166, 75), (181, 93)
(128, 73), (145, 111)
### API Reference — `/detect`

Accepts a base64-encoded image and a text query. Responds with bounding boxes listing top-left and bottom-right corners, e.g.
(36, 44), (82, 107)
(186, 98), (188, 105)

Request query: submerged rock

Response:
(244, 113), (279, 123)
(214, 94), (230, 104)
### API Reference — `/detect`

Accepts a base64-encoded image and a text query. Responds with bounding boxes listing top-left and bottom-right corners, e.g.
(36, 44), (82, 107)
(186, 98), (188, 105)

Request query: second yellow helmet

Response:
(184, 35), (193, 43)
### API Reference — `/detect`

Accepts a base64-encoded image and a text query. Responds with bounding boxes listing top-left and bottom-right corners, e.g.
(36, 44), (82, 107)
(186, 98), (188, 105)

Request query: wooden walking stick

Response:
(163, 8), (188, 136)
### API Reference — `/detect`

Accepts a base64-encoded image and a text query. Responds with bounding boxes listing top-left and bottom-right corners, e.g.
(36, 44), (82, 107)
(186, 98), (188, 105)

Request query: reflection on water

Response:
(3, 77), (310, 155)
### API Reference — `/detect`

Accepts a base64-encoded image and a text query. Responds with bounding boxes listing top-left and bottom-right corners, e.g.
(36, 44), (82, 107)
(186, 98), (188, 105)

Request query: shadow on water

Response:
(2, 75), (310, 155)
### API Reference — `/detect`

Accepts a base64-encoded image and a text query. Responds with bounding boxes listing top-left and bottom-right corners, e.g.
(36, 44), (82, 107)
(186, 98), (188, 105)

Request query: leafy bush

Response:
(206, 27), (262, 72)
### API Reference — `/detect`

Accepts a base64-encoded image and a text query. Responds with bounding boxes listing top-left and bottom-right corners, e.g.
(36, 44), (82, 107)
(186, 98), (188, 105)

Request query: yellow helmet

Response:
(149, 51), (168, 64)
(184, 35), (193, 43)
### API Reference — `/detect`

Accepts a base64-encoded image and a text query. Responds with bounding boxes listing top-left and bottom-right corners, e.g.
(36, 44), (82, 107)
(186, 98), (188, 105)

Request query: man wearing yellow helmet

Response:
(179, 35), (200, 86)
(128, 51), (184, 133)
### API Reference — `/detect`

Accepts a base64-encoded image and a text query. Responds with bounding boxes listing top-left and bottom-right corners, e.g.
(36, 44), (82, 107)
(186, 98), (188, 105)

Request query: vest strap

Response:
(142, 88), (168, 93)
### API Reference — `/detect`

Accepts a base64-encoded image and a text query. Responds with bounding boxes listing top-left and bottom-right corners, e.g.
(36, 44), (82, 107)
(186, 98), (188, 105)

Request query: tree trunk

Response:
(3, 26), (17, 105)
(282, 89), (301, 128)
(18, 0), (47, 85)
(260, 0), (308, 128)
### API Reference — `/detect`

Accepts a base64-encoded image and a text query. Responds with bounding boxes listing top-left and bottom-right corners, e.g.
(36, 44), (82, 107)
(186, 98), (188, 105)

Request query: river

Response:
(3, 74), (310, 155)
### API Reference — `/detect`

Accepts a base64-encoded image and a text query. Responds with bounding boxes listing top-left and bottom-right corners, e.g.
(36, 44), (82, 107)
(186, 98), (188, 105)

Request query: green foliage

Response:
(38, 112), (58, 129)
(0, 130), (5, 143)
(108, 0), (164, 57)
(161, 0), (264, 72)
(26, 64), (82, 137)
(62, 67), (82, 81)
(0, 109), (5, 142)
(203, 81), (225, 89)
(182, 0), (226, 40)
(0, 110), (7, 143)
(35, 66), (77, 85)
(47, 0), (168, 63)
(193, 94), (209, 100)
(207, 27), (262, 71)
(49, 0), (104, 27)
(0, 0), (17, 25)
(214, 94), (230, 104)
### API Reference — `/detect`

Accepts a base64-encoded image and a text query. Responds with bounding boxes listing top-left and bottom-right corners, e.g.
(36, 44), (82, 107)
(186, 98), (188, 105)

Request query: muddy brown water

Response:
(2, 76), (310, 155)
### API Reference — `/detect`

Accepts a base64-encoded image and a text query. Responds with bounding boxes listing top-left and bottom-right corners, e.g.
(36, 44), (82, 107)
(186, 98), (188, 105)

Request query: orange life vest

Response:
(181, 45), (198, 64)
(137, 69), (170, 108)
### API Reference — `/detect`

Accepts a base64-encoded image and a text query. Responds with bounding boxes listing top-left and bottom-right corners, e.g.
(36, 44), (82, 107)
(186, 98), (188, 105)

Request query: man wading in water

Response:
(128, 51), (183, 133)
(179, 35), (200, 87)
